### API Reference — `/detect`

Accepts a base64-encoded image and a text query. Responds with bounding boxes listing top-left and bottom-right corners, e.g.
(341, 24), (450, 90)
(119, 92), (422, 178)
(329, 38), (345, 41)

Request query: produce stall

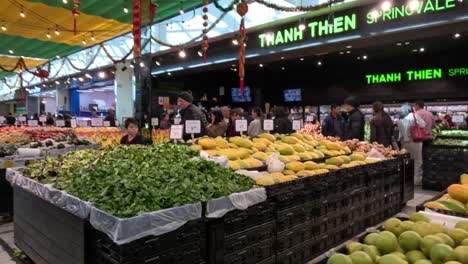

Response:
(423, 129), (468, 191)
(6, 132), (414, 264)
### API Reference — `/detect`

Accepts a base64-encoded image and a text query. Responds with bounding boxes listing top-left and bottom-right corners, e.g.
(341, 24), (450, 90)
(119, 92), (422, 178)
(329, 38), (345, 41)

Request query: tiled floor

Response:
(0, 187), (440, 264)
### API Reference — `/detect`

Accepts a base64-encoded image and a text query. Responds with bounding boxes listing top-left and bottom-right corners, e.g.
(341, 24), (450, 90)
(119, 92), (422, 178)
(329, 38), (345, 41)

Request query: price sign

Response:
(91, 118), (103, 127)
(235, 119), (248, 132)
(174, 117), (181, 125)
(151, 118), (159, 126)
(27, 120), (38, 127)
(452, 115), (465, 123)
(39, 116), (47, 123)
(78, 120), (88, 127)
(56, 120), (65, 127)
(292, 120), (302, 131)
(0, 116), (5, 123)
(70, 119), (77, 128)
(305, 116), (314, 122)
(170, 125), (184, 140)
(115, 120), (120, 127)
(158, 97), (164, 105)
(185, 120), (201, 134)
(103, 121), (111, 127)
(19, 116), (26, 122)
(263, 119), (274, 131)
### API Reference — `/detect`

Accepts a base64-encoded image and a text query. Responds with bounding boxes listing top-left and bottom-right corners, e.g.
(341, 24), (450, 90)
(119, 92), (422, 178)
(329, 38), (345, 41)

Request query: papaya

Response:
(326, 142), (342, 151)
(191, 144), (203, 151)
(438, 200), (466, 213)
(237, 148), (251, 159)
(218, 149), (239, 160)
(297, 152), (312, 160)
(228, 160), (240, 171)
(448, 184), (468, 203)
(350, 153), (366, 161)
(326, 157), (345, 166)
(283, 170), (295, 175)
(339, 155), (352, 164)
(461, 174), (468, 185)
(253, 138), (271, 146)
(291, 133), (304, 140)
(253, 151), (268, 161)
(295, 170), (315, 177)
(282, 136), (300, 145)
(285, 161), (305, 172)
(292, 144), (306, 153)
(277, 145), (295, 155)
(198, 138), (218, 150)
(256, 178), (274, 186)
(258, 133), (276, 142)
(229, 136), (253, 148)
(304, 161), (318, 170)
(324, 165), (339, 170)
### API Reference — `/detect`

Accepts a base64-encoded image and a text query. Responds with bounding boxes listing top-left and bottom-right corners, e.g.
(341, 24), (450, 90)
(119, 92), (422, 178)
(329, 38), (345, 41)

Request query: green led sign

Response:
(366, 0), (457, 24)
(365, 67), (467, 84)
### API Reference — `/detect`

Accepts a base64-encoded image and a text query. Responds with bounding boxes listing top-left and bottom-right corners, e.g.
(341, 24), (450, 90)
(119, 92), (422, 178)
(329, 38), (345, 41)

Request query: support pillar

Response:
(115, 61), (135, 126)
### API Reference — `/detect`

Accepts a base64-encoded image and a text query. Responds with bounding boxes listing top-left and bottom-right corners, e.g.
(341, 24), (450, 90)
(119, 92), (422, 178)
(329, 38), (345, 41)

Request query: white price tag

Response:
(39, 116), (47, 123)
(174, 117), (181, 125)
(305, 116), (314, 122)
(27, 120), (38, 127)
(19, 116), (26, 122)
(151, 118), (159, 126)
(263, 119), (274, 131)
(91, 118), (103, 127)
(103, 121), (111, 127)
(0, 116), (5, 123)
(70, 119), (77, 128)
(235, 119), (248, 132)
(185, 120), (201, 134)
(158, 97), (164, 105)
(56, 120), (65, 127)
(292, 120), (302, 131)
(78, 120), (88, 127)
(170, 125), (184, 140)
(452, 115), (464, 123)
(115, 120), (120, 127)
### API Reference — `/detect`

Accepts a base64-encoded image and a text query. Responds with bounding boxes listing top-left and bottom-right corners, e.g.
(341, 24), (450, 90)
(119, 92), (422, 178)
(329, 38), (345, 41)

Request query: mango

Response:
(438, 200), (466, 213)
(461, 174), (468, 185)
(326, 142), (342, 151)
(229, 160), (240, 170)
(252, 142), (267, 151)
(256, 178), (274, 186)
(350, 153), (366, 161)
(324, 165), (339, 170)
(191, 144), (203, 151)
(292, 144), (306, 153)
(244, 158), (263, 168)
(425, 201), (450, 210)
(326, 157), (345, 166)
(448, 184), (468, 203)
(199, 138), (218, 150)
(236, 159), (250, 169)
(214, 136), (229, 148)
(253, 151), (268, 161)
(283, 170), (295, 175)
(339, 155), (352, 164)
(285, 161), (305, 172)
(204, 150), (218, 156)
(297, 152), (312, 160)
(258, 133), (276, 142)
(282, 136), (300, 144)
(296, 170), (314, 177)
(253, 138), (271, 146)
(277, 145), (295, 155)
(237, 148), (251, 159)
(217, 149), (239, 160)
(229, 136), (253, 148)
(304, 161), (318, 170)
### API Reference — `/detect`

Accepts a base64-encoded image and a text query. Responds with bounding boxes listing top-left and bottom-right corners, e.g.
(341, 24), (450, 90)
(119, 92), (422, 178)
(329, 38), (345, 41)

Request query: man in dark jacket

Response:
(273, 107), (293, 134)
(343, 96), (365, 141)
(322, 103), (344, 139)
(6, 113), (16, 126)
(178, 92), (207, 140)
(104, 109), (116, 127)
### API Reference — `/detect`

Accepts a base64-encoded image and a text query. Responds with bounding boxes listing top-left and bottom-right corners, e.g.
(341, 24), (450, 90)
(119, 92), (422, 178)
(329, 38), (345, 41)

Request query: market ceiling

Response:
(0, 0), (201, 79)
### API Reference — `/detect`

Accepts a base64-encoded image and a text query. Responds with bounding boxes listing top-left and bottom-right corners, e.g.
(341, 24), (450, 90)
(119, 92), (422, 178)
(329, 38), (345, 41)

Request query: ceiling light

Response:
(409, 0), (420, 11)
(346, 45), (352, 49)
(82, 39), (87, 45)
(54, 27), (60, 36)
(8, 50), (13, 54)
(300, 58), (304, 61)
(419, 47), (425, 52)
(454, 33), (461, 39)
(362, 55), (368, 60)
(346, 50), (351, 54)
(179, 50), (186, 58)
(20, 7), (25, 18)
(298, 23), (306, 31)
(155, 61), (161, 66)
(1, 24), (6, 31)
(339, 51), (344, 55)
(123, 7), (129, 13)
(370, 9), (379, 19)
(72, 77), (77, 81)
(317, 61), (322, 66)
(281, 67), (286, 70)
(232, 39), (239, 45)
(280, 56), (285, 60)
(259, 64), (263, 68)
(233, 4), (237, 9)
(78, 77), (84, 81)
(357, 57), (361, 60)
(396, 42), (402, 46)
(55, 81), (60, 85)
(98, 71), (106, 78)
(412, 49), (418, 52)
(179, 9), (184, 15)
(129, 63), (134, 69)
(167, 72), (172, 76)
(233, 68), (237, 72)
(63, 0), (68, 3)
(381, 1), (392, 11)
(56, 55), (60, 59)
(46, 30), (51, 39)
(197, 51), (203, 57)
(42, 84), (46, 87)
(90, 34), (95, 41)
(404, 41), (410, 45)
(85, 73), (92, 78)
(139, 62), (145, 67)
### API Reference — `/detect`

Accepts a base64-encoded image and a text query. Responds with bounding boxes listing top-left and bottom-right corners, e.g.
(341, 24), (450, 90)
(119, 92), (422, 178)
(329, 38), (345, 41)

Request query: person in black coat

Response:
(120, 118), (145, 145)
(370, 101), (393, 147)
(343, 96), (365, 141)
(6, 113), (16, 126)
(321, 103), (344, 139)
(178, 92), (207, 141)
(273, 106), (293, 134)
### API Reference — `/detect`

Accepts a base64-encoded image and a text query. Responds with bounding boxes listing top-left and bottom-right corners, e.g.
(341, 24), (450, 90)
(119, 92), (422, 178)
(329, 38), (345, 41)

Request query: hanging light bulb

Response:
(179, 50), (186, 58)
(54, 26), (60, 36)
(46, 29), (51, 39)
(1, 23), (6, 31)
(123, 7), (129, 13)
(90, 33), (95, 41)
(8, 50), (14, 54)
(179, 8), (184, 15)
(20, 7), (25, 18)
(62, 0), (68, 4)
(298, 18), (306, 31)
(381, 1), (392, 11)
(409, 0), (420, 11)
(82, 39), (87, 45)
(155, 61), (161, 66)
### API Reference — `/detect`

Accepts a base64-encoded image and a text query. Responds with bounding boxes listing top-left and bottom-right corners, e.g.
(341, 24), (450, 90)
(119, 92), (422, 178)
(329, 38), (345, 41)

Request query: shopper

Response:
(177, 92), (207, 140)
(273, 106), (293, 134)
(370, 101), (394, 148)
(207, 110), (227, 137)
(442, 114), (455, 128)
(91, 109), (98, 118)
(104, 109), (116, 127)
(343, 96), (365, 141)
(6, 113), (16, 126)
(64, 113), (72, 127)
(321, 103), (344, 139)
(248, 107), (265, 137)
(414, 100), (434, 145)
(120, 118), (145, 145)
(398, 104), (426, 186)
(46, 113), (55, 126)
(221, 106), (231, 124)
(159, 113), (171, 129)
(226, 108), (243, 137)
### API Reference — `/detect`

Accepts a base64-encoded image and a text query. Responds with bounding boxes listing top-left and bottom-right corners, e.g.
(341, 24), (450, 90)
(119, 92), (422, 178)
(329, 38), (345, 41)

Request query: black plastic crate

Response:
(223, 238), (274, 264)
(222, 200), (275, 236)
(276, 238), (323, 264)
(276, 201), (316, 232)
(0, 168), (13, 215)
(266, 178), (304, 198)
(276, 219), (319, 252)
(224, 221), (275, 255)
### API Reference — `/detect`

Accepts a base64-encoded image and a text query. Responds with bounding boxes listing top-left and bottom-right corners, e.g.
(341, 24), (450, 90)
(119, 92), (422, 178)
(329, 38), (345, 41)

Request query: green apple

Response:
(377, 254), (408, 264)
(327, 253), (352, 264)
(390, 252), (408, 261)
(454, 246), (468, 264)
(376, 231), (398, 254)
(430, 223), (447, 234)
(399, 231), (422, 251)
(410, 212), (430, 223)
(350, 251), (373, 264)
(347, 242), (363, 254)
(414, 260), (432, 264)
(448, 228), (468, 246)
(384, 218), (404, 236)
(406, 250), (427, 264)
(364, 233), (380, 246)
(362, 245), (380, 262)
(461, 238), (468, 246)
(401, 221), (416, 232)
(420, 235), (444, 257)
(455, 221), (468, 233)
(430, 243), (456, 264)
(435, 233), (455, 247)
(412, 222), (433, 238)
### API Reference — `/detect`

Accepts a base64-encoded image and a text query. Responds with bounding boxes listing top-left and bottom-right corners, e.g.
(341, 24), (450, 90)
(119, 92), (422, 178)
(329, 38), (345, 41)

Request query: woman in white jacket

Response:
(397, 104), (426, 186)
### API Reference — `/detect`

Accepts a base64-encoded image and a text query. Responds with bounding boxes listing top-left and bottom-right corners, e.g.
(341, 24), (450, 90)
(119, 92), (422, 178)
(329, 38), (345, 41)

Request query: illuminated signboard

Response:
(365, 67), (467, 84)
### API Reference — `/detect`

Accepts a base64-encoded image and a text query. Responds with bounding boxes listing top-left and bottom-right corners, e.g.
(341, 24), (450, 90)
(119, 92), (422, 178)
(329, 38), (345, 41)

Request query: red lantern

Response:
(71, 0), (81, 35)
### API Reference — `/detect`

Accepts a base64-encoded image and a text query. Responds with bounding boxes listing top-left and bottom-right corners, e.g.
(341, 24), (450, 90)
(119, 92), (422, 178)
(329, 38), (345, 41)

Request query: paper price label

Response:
(151, 118), (159, 126)
(263, 119), (274, 131)
(103, 121), (111, 127)
(292, 120), (302, 131)
(185, 120), (201, 134)
(39, 116), (47, 123)
(0, 116), (5, 123)
(305, 116), (314, 122)
(56, 120), (65, 127)
(174, 117), (181, 125)
(78, 120), (88, 127)
(91, 118), (103, 127)
(235, 120), (248, 132)
(170, 125), (184, 140)
(27, 120), (38, 127)
(70, 119), (77, 128)
(452, 115), (464, 123)
(115, 120), (120, 127)
(18, 116), (26, 122)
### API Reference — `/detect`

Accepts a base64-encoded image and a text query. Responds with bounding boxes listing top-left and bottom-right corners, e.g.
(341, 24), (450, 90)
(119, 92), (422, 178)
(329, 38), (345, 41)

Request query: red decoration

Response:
(133, 0), (142, 59)
(201, 0), (210, 63)
(71, 0), (81, 35)
(237, 2), (248, 95)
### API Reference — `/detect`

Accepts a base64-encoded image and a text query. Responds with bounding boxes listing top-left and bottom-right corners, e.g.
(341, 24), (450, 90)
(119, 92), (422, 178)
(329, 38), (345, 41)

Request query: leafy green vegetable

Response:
(23, 144), (255, 218)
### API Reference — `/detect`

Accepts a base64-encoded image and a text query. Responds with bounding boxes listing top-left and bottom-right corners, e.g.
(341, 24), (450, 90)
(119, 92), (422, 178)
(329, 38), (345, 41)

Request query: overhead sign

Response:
(365, 67), (467, 84)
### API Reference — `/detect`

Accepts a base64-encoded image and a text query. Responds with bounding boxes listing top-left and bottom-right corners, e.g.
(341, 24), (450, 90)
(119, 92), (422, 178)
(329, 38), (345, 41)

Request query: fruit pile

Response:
(424, 174), (468, 214)
(151, 129), (170, 144)
(75, 127), (124, 148)
(344, 139), (407, 158)
(0, 144), (17, 157)
(0, 127), (72, 145)
(438, 130), (468, 139)
(327, 212), (468, 264)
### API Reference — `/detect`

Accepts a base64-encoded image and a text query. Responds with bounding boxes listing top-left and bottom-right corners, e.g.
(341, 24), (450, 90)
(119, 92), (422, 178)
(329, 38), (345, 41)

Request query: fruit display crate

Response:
(416, 191), (468, 218)
(423, 144), (468, 191)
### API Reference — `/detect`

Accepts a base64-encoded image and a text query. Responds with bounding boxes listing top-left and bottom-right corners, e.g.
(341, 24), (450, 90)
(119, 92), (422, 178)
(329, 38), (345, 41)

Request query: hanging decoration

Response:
(71, 0), (81, 35)
(213, 0), (240, 12)
(236, 1), (248, 95)
(254, 0), (344, 12)
(100, 44), (134, 64)
(133, 0), (142, 59)
(201, 0), (209, 62)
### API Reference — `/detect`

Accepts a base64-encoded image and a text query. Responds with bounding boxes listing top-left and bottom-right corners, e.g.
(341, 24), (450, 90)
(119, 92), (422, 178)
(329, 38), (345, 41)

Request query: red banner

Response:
(133, 0), (142, 59)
